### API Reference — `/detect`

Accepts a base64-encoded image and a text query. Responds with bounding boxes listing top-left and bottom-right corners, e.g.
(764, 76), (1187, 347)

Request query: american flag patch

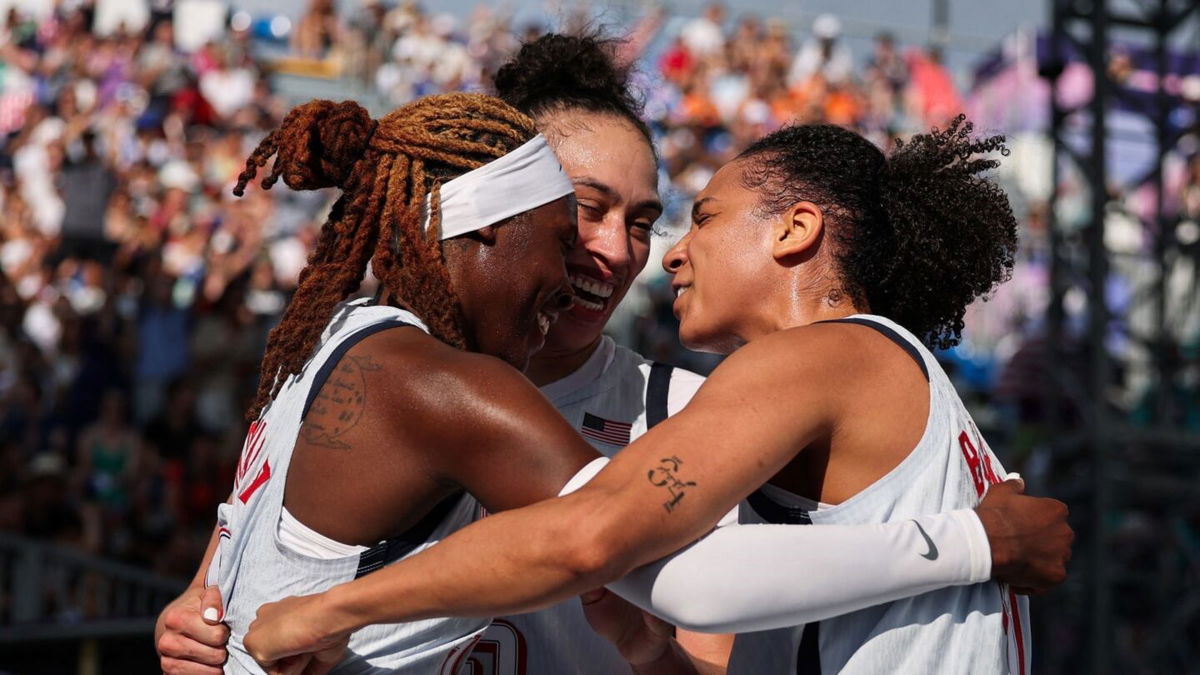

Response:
(581, 413), (632, 446)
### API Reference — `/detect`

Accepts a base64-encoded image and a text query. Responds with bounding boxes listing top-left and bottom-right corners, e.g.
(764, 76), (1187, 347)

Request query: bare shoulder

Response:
(312, 322), (594, 509)
(700, 323), (864, 389)
(320, 326), (558, 440)
(336, 326), (532, 411)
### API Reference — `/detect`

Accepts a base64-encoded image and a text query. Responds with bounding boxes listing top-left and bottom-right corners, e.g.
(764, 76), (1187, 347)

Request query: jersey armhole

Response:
(301, 319), (421, 421)
(646, 362), (674, 429)
(817, 318), (929, 382)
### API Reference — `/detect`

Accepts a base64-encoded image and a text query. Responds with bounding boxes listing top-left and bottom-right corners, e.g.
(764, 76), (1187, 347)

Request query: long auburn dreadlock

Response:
(234, 94), (538, 420)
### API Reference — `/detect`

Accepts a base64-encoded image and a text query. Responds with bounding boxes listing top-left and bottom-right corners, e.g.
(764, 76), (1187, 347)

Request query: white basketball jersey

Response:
(728, 315), (1031, 675)
(208, 299), (488, 674)
(465, 336), (705, 675)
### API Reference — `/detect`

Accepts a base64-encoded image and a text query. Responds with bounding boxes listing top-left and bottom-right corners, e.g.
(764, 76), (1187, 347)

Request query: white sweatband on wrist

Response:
(557, 457), (610, 497)
(423, 134), (575, 240)
(607, 508), (993, 634)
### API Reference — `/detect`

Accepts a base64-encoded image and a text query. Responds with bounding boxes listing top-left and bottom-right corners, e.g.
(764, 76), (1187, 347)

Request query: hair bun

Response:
(236, 100), (376, 195)
(288, 100), (376, 190)
(494, 33), (640, 117)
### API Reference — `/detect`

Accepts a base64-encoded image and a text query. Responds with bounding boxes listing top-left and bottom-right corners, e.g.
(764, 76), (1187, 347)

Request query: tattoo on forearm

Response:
(301, 355), (382, 449)
(647, 455), (697, 513)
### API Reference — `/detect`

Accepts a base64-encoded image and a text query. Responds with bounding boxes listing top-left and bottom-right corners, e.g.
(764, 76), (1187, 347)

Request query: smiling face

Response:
(537, 112), (663, 357)
(662, 159), (786, 353)
(443, 196), (578, 371)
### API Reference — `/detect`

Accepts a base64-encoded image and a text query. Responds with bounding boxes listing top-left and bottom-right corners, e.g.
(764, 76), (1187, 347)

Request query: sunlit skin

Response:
(661, 158), (929, 506)
(442, 197), (579, 373)
(286, 198), (582, 547)
(524, 113), (663, 386)
(664, 158), (852, 355)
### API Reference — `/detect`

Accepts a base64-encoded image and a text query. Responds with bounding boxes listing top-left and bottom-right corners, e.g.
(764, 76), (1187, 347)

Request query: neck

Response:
(744, 286), (864, 343)
(525, 335), (603, 387)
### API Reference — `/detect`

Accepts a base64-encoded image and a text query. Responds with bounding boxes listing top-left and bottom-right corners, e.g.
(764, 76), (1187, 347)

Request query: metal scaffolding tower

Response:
(1044, 0), (1200, 672)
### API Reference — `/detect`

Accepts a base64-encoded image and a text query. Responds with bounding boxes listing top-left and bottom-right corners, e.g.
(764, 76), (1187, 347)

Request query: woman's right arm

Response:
(243, 328), (1072, 665)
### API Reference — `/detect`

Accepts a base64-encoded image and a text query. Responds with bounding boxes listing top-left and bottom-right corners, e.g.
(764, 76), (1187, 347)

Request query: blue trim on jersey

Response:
(354, 493), (466, 578)
(818, 318), (929, 382)
(797, 621), (821, 675)
(747, 490), (813, 525)
(301, 318), (420, 421)
(745, 490), (821, 673)
(646, 362), (673, 430)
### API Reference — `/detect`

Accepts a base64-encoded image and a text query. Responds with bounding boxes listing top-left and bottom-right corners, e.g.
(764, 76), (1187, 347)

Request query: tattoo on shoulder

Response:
(647, 455), (697, 513)
(301, 355), (383, 450)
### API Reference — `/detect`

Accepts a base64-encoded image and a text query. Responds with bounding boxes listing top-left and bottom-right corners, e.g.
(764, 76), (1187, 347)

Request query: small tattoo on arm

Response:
(301, 355), (382, 450)
(647, 455), (697, 513)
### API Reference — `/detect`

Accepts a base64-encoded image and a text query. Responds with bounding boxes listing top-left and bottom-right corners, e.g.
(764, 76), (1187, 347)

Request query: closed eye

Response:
(578, 203), (603, 221)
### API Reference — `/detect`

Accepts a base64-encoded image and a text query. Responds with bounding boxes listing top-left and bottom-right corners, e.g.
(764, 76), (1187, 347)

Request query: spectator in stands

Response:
(904, 46), (964, 127)
(680, 3), (725, 59)
(58, 130), (118, 265)
(789, 14), (853, 87)
(291, 0), (340, 58)
(134, 269), (190, 423)
(75, 389), (140, 515)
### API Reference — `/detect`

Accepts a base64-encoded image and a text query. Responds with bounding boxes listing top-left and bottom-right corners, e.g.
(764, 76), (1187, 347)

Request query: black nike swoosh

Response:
(913, 520), (939, 561)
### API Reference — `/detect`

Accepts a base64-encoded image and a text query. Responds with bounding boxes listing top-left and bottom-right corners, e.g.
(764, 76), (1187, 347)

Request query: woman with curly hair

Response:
(241, 115), (1071, 674)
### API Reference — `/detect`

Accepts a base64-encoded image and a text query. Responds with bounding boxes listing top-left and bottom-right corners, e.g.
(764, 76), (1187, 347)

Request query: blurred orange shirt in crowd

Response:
(680, 90), (722, 127)
(824, 86), (861, 127)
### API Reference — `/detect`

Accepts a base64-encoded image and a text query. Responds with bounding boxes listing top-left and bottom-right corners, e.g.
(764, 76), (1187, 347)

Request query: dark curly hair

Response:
(738, 115), (1017, 349)
(493, 32), (652, 146)
(233, 94), (538, 419)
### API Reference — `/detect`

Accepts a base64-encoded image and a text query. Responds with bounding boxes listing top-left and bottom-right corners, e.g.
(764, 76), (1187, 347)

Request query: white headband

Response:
(422, 134), (575, 240)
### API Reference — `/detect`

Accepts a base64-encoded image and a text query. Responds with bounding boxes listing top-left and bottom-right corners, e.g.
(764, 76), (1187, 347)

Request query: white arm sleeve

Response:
(607, 510), (990, 633)
(558, 458), (992, 634)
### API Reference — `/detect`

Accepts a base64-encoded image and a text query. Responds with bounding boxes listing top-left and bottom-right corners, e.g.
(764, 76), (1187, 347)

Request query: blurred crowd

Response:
(2, 0), (1196, 599)
(0, 0), (310, 579)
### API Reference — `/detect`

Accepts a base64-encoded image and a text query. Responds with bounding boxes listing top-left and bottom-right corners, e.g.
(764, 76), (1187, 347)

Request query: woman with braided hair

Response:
(184, 92), (600, 673)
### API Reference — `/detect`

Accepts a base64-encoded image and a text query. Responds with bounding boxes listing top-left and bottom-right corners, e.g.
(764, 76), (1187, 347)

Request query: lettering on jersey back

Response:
(957, 421), (1027, 674)
(958, 423), (999, 498)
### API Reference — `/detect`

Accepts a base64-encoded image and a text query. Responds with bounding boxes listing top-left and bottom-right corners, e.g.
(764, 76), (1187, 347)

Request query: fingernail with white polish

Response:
(203, 607), (220, 622)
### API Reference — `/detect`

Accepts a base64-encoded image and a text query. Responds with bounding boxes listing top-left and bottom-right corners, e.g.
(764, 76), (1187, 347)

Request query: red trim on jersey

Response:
(237, 460), (271, 504)
(237, 421), (267, 482)
(490, 619), (528, 675)
(1009, 590), (1026, 675)
(447, 634), (485, 674)
(999, 584), (1013, 672)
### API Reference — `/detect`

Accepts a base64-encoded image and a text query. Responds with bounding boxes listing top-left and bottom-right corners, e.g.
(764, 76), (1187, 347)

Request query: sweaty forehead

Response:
(540, 112), (656, 181)
(699, 160), (752, 203)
